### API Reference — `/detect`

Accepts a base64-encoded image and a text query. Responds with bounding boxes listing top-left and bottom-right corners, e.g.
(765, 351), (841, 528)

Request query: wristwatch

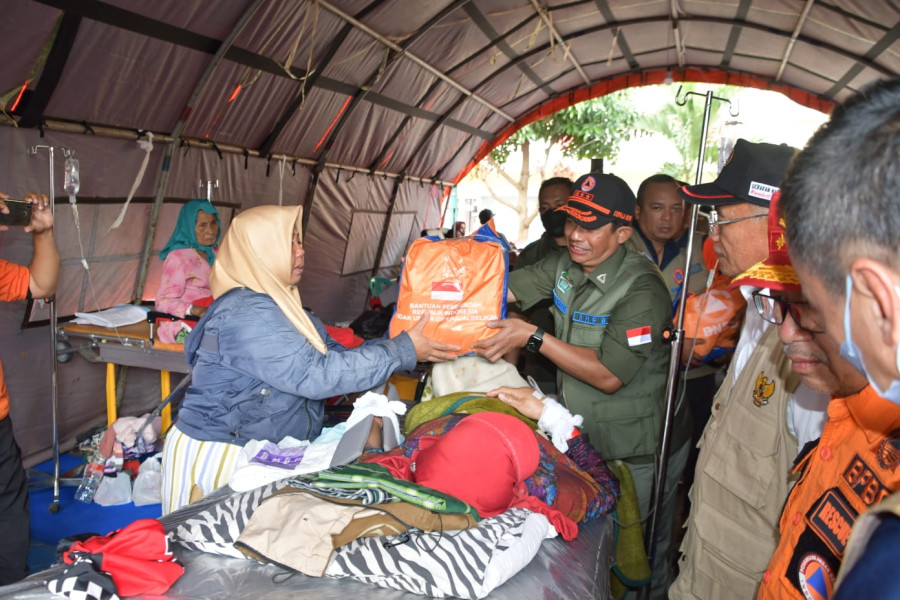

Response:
(525, 328), (544, 354)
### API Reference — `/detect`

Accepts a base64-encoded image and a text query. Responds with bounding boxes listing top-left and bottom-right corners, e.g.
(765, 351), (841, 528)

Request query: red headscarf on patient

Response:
(367, 412), (578, 540)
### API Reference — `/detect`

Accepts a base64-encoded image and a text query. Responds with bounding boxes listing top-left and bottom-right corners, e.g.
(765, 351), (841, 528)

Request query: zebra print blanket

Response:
(170, 482), (280, 559)
(325, 507), (551, 599)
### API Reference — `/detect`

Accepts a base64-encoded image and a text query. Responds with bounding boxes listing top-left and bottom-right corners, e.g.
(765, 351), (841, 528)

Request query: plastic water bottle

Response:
(64, 157), (80, 204)
(74, 458), (104, 503)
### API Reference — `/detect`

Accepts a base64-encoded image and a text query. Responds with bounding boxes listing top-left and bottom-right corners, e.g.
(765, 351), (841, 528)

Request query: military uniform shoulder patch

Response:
(753, 371), (775, 407)
(556, 271), (573, 294)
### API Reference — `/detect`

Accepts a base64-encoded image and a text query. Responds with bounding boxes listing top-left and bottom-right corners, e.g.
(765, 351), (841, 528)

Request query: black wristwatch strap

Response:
(525, 328), (544, 353)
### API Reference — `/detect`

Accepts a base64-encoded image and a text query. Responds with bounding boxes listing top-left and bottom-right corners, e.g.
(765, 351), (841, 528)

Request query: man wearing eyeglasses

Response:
(735, 194), (900, 600)
(671, 139), (830, 600)
(778, 77), (900, 600)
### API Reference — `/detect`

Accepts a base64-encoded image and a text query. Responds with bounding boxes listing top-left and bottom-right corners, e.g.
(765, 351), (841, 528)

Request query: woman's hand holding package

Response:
(404, 311), (459, 363)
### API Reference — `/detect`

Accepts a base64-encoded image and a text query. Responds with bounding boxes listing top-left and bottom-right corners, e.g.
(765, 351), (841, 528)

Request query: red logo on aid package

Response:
(581, 176), (596, 192)
(432, 281), (463, 301)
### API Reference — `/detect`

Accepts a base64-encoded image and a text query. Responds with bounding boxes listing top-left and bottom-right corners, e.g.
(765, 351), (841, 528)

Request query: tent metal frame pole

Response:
(28, 120), (455, 188)
(776, 0), (816, 81)
(639, 87), (731, 599)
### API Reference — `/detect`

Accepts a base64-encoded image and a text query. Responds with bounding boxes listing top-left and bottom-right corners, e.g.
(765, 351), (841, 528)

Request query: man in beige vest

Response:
(779, 76), (900, 599)
(669, 140), (830, 599)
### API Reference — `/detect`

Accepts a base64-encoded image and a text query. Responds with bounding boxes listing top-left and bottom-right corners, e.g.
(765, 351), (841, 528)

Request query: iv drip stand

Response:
(638, 88), (736, 599)
(28, 144), (79, 513)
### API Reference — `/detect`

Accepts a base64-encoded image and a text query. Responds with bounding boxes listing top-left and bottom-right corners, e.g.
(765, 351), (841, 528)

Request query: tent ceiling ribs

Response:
(32, 0), (495, 141)
(317, 0), (515, 122)
(720, 0), (752, 68)
(776, 0), (816, 81)
(367, 77), (446, 171)
(817, 1), (891, 32)
(445, 11), (539, 78)
(463, 3), (556, 96)
(311, 0), (472, 163)
(302, 0), (469, 235)
(823, 21), (900, 99)
(18, 12), (82, 128)
(591, 0), (638, 71)
(533, 0), (590, 84)
(258, 0), (390, 157)
(481, 13), (895, 89)
(402, 95), (470, 180)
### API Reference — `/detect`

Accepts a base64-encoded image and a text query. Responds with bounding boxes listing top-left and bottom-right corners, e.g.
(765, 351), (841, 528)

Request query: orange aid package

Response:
(677, 272), (746, 364)
(389, 222), (509, 354)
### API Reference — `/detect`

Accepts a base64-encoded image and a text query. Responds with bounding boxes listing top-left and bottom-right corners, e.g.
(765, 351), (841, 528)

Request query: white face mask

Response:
(840, 274), (900, 404)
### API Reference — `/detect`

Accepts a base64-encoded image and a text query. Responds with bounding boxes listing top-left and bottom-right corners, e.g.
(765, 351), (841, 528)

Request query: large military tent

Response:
(1, 0), (898, 464)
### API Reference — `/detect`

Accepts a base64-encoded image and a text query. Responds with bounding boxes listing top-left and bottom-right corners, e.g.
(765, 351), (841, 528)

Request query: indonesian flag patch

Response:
(626, 326), (652, 347)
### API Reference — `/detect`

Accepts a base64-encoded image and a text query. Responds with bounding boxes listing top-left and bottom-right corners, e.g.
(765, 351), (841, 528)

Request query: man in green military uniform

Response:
(472, 173), (691, 600)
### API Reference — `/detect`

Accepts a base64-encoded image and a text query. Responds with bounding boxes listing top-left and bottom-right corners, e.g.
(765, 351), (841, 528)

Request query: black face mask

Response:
(541, 209), (567, 237)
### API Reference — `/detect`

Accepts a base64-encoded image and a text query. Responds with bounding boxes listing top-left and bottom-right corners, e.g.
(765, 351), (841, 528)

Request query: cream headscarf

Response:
(210, 204), (327, 354)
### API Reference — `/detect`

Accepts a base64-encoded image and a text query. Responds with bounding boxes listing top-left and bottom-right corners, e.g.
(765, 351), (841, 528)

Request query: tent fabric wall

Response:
(1, 0), (898, 463)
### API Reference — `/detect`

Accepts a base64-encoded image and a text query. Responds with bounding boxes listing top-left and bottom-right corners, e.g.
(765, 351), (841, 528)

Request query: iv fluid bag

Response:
(64, 158), (80, 199)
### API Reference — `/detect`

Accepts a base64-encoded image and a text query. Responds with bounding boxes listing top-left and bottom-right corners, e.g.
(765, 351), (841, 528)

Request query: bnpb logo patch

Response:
(798, 554), (834, 600)
(877, 428), (900, 470)
(581, 176), (596, 192)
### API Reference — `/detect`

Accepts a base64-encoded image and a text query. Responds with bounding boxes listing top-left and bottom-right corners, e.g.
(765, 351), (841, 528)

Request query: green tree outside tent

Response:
(635, 83), (739, 184)
(476, 94), (639, 241)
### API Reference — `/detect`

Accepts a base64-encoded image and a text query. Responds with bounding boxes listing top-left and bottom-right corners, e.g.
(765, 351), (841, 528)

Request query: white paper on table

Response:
(72, 305), (149, 328)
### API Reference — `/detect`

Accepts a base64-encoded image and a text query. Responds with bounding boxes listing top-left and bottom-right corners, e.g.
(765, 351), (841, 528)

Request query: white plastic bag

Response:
(132, 454), (163, 506)
(93, 472), (133, 506)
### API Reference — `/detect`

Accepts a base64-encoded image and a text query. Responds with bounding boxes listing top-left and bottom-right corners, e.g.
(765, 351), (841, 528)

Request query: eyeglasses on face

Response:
(752, 291), (826, 334)
(704, 208), (767, 233)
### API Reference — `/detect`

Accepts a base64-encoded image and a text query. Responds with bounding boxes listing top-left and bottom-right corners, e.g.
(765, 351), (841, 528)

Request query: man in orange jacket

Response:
(732, 193), (900, 600)
(0, 191), (58, 584)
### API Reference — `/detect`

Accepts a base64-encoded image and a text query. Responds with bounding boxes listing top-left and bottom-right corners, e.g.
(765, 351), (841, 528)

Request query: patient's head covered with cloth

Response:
(365, 411), (579, 540)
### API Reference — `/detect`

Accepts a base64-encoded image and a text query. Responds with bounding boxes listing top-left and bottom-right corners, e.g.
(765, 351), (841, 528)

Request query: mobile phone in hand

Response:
(0, 199), (34, 227)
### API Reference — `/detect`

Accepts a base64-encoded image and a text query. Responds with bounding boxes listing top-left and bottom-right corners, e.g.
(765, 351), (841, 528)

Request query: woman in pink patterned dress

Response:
(155, 199), (221, 343)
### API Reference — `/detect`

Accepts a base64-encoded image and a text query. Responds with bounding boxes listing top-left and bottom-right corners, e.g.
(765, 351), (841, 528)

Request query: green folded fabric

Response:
(607, 460), (651, 599)
(312, 463), (481, 521)
(404, 393), (538, 435)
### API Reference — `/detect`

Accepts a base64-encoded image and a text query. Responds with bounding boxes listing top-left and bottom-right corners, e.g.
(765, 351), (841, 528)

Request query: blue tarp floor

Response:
(26, 452), (161, 574)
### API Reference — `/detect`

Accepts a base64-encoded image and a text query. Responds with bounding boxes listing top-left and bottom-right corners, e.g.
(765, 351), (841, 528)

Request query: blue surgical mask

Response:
(840, 273), (900, 404)
(839, 274), (867, 375)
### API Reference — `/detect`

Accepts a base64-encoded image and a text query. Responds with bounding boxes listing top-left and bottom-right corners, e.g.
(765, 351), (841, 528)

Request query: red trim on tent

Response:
(452, 67), (836, 184)
(315, 97), (353, 153)
(10, 80), (29, 112)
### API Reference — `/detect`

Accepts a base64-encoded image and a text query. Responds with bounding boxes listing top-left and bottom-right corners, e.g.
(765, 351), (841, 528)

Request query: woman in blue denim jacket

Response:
(161, 204), (458, 514)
